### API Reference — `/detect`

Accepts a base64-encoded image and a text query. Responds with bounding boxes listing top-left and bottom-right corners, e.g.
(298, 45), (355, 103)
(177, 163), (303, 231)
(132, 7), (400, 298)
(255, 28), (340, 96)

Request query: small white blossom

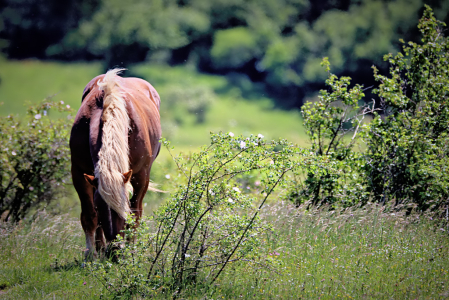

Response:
(29, 186), (34, 191)
(144, 203), (147, 207)
(165, 174), (171, 179)
(232, 187), (240, 193)
(258, 134), (264, 138)
(227, 198), (234, 203)
(209, 189), (215, 195)
(229, 132), (234, 137)
(11, 151), (16, 156)
(270, 160), (274, 164)
(253, 142), (258, 146)
(185, 254), (191, 258)
(43, 110), (47, 116)
(255, 181), (261, 186)
(60, 101), (64, 104)
(34, 114), (41, 120)
(66, 105), (70, 109)
(240, 141), (246, 149)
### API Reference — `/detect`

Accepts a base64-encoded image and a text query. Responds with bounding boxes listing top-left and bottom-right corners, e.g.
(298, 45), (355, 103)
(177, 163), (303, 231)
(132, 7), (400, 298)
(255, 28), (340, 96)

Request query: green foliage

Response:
(63, 0), (210, 68)
(211, 27), (260, 68)
(361, 6), (449, 209)
(90, 133), (310, 298)
(293, 6), (449, 211)
(0, 101), (73, 221)
(290, 58), (367, 206)
(163, 85), (216, 125)
(4, 0), (448, 106)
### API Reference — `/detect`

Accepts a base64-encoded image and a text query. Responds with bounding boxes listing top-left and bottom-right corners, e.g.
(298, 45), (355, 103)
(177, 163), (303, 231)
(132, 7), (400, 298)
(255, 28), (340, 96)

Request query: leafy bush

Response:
(0, 101), (72, 221)
(289, 58), (368, 207)
(163, 85), (216, 125)
(294, 6), (449, 211)
(361, 6), (449, 210)
(90, 133), (317, 298)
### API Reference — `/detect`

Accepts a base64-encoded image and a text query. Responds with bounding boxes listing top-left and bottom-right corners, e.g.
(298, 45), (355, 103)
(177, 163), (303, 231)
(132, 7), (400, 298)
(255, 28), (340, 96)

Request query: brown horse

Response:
(70, 69), (161, 259)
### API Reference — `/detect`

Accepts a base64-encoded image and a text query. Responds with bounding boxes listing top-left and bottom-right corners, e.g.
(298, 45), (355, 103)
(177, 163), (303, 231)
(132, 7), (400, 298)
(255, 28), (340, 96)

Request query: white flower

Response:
(232, 187), (240, 193)
(253, 142), (258, 146)
(229, 132), (234, 137)
(144, 203), (147, 207)
(255, 181), (261, 186)
(227, 198), (234, 203)
(270, 160), (274, 164)
(165, 174), (171, 179)
(29, 186), (34, 191)
(240, 141), (246, 149)
(11, 151), (16, 156)
(209, 189), (215, 195)
(60, 101), (64, 104)
(66, 105), (70, 109)
(43, 110), (47, 116)
(185, 254), (191, 258)
(258, 134), (264, 138)
(34, 114), (41, 120)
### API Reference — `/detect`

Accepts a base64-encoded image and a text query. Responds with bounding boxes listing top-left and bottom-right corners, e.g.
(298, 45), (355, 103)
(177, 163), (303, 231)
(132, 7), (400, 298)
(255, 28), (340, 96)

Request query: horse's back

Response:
(71, 73), (161, 175)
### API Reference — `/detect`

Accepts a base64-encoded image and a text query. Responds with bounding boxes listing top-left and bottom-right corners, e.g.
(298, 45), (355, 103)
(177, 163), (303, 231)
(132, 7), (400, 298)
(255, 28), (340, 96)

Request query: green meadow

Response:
(1, 204), (448, 299)
(1, 60), (449, 299)
(0, 59), (308, 151)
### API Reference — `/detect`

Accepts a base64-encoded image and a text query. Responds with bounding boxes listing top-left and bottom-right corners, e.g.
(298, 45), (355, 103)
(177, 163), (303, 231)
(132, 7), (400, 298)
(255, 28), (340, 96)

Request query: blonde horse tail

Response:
(95, 68), (133, 219)
(148, 182), (167, 193)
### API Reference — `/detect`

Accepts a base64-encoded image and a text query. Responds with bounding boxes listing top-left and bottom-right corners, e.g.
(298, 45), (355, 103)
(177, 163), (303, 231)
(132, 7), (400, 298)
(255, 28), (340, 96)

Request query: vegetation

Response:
(0, 101), (73, 221)
(2, 0), (448, 106)
(0, 4), (448, 300)
(289, 6), (449, 212)
(1, 203), (448, 299)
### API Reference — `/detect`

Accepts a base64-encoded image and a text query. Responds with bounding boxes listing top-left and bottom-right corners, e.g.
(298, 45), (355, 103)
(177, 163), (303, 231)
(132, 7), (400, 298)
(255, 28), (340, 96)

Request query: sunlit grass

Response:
(0, 59), (308, 148)
(214, 202), (449, 299)
(0, 58), (102, 115)
(2, 203), (447, 299)
(0, 211), (101, 299)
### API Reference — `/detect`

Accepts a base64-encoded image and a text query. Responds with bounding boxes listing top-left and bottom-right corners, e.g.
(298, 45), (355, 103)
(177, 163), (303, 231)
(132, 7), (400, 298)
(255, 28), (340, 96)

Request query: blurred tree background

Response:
(0, 0), (448, 108)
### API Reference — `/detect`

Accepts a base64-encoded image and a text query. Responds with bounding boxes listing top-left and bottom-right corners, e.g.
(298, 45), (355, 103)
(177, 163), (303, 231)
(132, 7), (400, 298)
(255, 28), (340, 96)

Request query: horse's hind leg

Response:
(72, 168), (98, 260)
(130, 169), (150, 221)
(95, 227), (106, 255)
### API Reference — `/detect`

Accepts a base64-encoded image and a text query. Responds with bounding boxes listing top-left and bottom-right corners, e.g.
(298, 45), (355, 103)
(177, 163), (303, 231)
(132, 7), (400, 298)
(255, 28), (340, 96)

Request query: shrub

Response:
(0, 100), (72, 222)
(163, 85), (216, 125)
(290, 58), (369, 207)
(291, 6), (449, 211)
(361, 6), (449, 210)
(89, 133), (317, 298)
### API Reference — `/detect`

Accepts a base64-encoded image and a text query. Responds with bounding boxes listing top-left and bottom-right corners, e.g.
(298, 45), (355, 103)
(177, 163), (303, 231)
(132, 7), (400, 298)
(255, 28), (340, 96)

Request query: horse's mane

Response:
(95, 69), (133, 219)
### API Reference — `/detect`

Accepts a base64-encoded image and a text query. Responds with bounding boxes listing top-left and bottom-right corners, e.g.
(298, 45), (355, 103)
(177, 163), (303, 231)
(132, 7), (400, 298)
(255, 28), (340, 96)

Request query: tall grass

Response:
(2, 203), (446, 299)
(0, 211), (101, 299)
(203, 202), (449, 299)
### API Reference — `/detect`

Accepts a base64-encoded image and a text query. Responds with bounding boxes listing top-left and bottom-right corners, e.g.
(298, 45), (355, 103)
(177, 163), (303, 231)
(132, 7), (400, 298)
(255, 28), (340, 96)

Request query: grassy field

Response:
(2, 59), (448, 299)
(1, 203), (448, 299)
(0, 59), (308, 151)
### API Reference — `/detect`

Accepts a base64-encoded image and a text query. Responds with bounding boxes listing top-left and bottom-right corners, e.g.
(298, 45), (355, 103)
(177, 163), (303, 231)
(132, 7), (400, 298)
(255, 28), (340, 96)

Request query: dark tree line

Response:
(1, 0), (448, 107)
